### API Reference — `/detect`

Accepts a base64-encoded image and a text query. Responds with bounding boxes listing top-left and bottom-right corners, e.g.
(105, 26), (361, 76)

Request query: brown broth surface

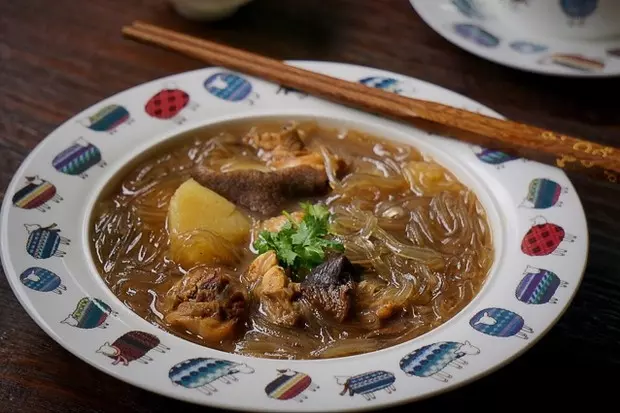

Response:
(90, 120), (494, 359)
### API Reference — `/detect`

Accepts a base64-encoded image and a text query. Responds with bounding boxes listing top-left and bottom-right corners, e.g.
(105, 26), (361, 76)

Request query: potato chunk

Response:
(167, 178), (251, 267)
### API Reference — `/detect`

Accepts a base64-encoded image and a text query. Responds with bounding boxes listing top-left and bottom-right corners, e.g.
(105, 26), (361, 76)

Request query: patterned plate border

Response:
(0, 61), (588, 412)
(410, 0), (620, 77)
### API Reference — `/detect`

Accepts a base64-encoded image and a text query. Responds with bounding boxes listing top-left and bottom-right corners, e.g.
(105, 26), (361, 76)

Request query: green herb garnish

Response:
(253, 202), (345, 277)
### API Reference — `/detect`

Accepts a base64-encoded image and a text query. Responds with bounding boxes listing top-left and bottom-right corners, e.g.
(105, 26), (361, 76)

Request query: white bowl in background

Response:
(169, 0), (254, 21)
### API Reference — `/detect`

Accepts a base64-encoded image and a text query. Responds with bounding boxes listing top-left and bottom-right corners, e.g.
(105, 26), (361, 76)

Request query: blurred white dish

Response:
(410, 0), (620, 77)
(169, 0), (254, 21)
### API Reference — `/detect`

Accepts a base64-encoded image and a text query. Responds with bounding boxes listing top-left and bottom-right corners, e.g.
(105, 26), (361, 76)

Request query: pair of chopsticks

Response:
(122, 21), (619, 184)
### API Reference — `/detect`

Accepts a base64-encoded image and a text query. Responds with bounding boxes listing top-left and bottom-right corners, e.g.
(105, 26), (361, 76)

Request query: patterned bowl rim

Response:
(409, 0), (620, 78)
(0, 61), (589, 412)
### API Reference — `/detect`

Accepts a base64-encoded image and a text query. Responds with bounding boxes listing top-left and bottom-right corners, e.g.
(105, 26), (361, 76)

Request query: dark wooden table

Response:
(1, 0), (619, 412)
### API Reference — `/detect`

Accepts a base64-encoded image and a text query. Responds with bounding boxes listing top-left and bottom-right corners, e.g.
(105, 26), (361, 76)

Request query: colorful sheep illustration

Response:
(358, 77), (413, 95)
(521, 216), (575, 256)
(516, 265), (568, 305)
(399, 341), (480, 383)
(19, 267), (66, 294)
(169, 358), (254, 396)
(505, 0), (529, 8)
(265, 369), (318, 402)
(144, 84), (198, 124)
(61, 297), (117, 329)
(204, 72), (259, 105)
(559, 0), (599, 25)
(451, 0), (485, 18)
(52, 139), (106, 179)
(12, 176), (62, 212)
(336, 370), (396, 401)
(538, 53), (605, 72)
(510, 41), (548, 54)
(453, 23), (500, 48)
(25, 223), (69, 259)
(276, 85), (308, 98)
(79, 104), (133, 134)
(520, 178), (567, 209)
(470, 307), (533, 339)
(472, 146), (519, 168)
(97, 331), (169, 366)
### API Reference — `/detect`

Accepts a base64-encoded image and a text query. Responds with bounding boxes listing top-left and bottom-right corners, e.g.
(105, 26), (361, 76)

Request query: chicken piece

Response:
(245, 251), (302, 327)
(260, 211), (305, 233)
(270, 152), (325, 171)
(246, 248), (279, 284)
(243, 126), (347, 177)
(191, 165), (328, 216)
(243, 127), (305, 154)
(301, 254), (358, 322)
(163, 267), (247, 344)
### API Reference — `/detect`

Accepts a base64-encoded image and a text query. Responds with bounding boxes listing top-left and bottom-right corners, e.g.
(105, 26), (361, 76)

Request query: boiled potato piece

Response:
(169, 229), (243, 269)
(168, 178), (251, 267)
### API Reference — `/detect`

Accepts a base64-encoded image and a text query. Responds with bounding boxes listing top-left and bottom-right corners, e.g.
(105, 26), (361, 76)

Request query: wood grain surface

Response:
(1, 0), (619, 412)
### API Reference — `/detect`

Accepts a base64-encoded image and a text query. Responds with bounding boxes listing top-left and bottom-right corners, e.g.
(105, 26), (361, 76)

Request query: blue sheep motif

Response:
(399, 341), (480, 382)
(520, 178), (567, 209)
(24, 223), (70, 259)
(504, 0), (529, 8)
(79, 104), (133, 134)
(510, 41), (548, 54)
(19, 267), (66, 294)
(204, 72), (259, 105)
(359, 77), (414, 95)
(516, 265), (568, 305)
(335, 370), (396, 401)
(560, 0), (599, 25)
(169, 358), (254, 396)
(470, 308), (533, 339)
(453, 23), (500, 47)
(451, 0), (485, 18)
(52, 138), (106, 179)
(61, 297), (118, 329)
(472, 145), (520, 168)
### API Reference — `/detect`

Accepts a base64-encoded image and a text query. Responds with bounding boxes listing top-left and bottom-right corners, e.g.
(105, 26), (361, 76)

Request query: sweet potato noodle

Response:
(91, 120), (493, 360)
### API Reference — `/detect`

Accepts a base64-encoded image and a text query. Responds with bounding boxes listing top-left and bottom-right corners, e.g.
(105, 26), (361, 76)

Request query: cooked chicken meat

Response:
(245, 250), (302, 327)
(259, 211), (305, 233)
(163, 267), (247, 344)
(243, 125), (347, 176)
(243, 126), (305, 156)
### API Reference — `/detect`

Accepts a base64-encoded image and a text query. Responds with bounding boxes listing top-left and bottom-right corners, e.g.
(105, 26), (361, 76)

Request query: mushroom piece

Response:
(300, 254), (359, 322)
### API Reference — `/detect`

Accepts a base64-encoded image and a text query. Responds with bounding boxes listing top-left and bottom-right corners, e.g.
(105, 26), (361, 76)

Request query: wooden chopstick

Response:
(122, 21), (620, 184)
(131, 21), (408, 107)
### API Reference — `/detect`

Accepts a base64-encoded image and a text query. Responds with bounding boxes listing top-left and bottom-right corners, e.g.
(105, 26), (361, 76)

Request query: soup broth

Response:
(91, 119), (493, 360)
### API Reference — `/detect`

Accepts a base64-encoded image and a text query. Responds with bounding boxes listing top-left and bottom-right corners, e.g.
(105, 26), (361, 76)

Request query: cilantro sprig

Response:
(253, 202), (344, 278)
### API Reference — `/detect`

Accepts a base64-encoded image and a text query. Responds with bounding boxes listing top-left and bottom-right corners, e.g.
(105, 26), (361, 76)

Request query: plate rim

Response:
(409, 0), (620, 78)
(0, 60), (590, 411)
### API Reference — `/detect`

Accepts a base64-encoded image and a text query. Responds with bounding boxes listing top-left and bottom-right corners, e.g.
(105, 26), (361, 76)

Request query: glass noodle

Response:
(90, 120), (493, 360)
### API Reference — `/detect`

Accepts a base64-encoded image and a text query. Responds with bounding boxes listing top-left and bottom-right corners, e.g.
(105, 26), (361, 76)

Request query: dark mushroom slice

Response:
(192, 164), (329, 216)
(300, 254), (360, 322)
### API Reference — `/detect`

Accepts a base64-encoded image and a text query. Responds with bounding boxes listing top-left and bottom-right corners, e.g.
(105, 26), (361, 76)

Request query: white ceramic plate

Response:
(0, 61), (588, 411)
(410, 0), (620, 77)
